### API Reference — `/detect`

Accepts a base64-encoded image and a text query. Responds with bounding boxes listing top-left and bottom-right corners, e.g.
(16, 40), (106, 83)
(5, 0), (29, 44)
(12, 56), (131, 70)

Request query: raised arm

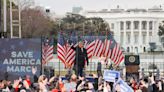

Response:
(71, 46), (76, 50)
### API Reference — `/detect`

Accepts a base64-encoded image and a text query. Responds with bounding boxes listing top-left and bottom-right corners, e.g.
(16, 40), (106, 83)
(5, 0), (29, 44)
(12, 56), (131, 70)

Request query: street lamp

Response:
(149, 42), (156, 75)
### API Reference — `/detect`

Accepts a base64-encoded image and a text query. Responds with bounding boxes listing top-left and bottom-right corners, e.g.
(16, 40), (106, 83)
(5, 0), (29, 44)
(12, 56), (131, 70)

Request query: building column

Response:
(117, 21), (121, 43)
(146, 21), (149, 46)
(139, 21), (142, 53)
(123, 21), (126, 45)
(153, 21), (159, 43)
(131, 20), (134, 53)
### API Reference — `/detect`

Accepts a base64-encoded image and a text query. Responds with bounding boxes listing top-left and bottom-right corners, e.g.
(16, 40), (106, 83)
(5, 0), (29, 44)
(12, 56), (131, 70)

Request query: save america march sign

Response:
(103, 70), (133, 92)
(0, 39), (41, 80)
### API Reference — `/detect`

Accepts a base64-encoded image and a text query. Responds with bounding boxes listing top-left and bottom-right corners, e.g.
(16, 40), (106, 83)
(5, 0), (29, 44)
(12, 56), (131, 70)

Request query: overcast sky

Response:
(34, 0), (164, 15)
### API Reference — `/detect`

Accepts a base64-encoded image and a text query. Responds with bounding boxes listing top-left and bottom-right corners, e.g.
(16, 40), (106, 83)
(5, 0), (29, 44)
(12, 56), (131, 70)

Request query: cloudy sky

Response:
(35, 0), (164, 15)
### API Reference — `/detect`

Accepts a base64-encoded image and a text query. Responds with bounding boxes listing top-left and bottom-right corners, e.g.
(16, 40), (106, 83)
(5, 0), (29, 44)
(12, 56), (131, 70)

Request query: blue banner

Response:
(0, 39), (41, 81)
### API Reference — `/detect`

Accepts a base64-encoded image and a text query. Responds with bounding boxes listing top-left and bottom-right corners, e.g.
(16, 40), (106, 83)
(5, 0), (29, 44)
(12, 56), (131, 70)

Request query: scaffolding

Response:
(10, 0), (21, 38)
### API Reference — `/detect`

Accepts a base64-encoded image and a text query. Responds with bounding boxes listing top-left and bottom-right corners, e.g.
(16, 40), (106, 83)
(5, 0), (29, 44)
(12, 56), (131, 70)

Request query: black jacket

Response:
(71, 46), (89, 68)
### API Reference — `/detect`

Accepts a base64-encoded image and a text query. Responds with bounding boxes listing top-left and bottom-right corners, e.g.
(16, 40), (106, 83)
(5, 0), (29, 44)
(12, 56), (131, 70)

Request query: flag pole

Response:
(41, 36), (44, 75)
(105, 24), (108, 69)
(76, 31), (79, 76)
(59, 60), (61, 76)
(89, 20), (93, 74)
(83, 23), (85, 36)
(58, 27), (61, 76)
(90, 21), (98, 74)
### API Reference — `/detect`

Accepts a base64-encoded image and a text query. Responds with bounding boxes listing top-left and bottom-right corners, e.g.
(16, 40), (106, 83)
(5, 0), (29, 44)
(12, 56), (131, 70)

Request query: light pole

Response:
(3, 0), (7, 38)
(149, 42), (156, 75)
(0, 0), (1, 35)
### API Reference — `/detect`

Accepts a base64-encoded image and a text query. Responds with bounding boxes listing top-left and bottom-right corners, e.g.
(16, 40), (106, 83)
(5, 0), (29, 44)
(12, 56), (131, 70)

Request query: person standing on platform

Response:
(71, 41), (89, 77)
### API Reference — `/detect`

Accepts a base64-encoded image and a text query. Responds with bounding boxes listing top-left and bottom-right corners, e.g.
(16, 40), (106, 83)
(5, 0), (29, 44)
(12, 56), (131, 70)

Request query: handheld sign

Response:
(116, 79), (133, 92)
(103, 70), (120, 82)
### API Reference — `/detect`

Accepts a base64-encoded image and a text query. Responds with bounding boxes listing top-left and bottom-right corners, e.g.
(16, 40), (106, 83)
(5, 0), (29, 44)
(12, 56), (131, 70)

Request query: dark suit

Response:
(71, 46), (89, 77)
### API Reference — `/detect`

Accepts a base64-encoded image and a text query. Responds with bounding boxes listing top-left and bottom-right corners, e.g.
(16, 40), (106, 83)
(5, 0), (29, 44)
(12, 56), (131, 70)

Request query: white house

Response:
(81, 7), (164, 53)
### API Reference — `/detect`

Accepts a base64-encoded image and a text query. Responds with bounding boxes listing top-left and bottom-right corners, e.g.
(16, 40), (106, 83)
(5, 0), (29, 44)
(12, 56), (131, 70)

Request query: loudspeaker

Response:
(125, 55), (140, 65)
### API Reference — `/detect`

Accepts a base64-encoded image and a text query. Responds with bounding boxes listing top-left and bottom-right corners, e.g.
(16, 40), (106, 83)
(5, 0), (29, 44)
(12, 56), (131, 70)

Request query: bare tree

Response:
(13, 0), (34, 10)
(21, 7), (55, 38)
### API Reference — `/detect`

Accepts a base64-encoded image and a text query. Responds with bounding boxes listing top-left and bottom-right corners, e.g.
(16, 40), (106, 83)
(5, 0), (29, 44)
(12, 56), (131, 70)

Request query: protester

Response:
(38, 75), (49, 92)
(1, 67), (164, 92)
(64, 74), (77, 92)
(130, 77), (138, 92)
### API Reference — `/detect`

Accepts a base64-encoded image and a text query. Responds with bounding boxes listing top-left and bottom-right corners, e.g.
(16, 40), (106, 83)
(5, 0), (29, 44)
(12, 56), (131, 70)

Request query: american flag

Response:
(92, 39), (104, 57)
(103, 33), (124, 66)
(83, 36), (96, 59)
(84, 36), (105, 59)
(57, 32), (77, 68)
(42, 38), (54, 64)
(65, 34), (78, 67)
(57, 32), (124, 67)
(57, 33), (97, 68)
(57, 32), (67, 66)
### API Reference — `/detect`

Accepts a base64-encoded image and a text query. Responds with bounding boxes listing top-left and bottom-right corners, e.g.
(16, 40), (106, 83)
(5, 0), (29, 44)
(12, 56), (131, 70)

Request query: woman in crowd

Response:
(38, 75), (49, 92)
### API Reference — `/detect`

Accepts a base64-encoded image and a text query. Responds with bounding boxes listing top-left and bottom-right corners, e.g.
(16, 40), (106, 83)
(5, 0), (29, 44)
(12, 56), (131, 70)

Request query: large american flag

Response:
(57, 32), (124, 67)
(57, 32), (77, 68)
(103, 33), (124, 66)
(42, 38), (54, 64)
(57, 33), (97, 68)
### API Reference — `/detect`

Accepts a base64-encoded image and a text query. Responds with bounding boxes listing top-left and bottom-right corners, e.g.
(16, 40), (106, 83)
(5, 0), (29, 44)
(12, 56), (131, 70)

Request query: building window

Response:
(143, 47), (146, 52)
(134, 33), (138, 44)
(134, 21), (139, 30)
(127, 47), (130, 52)
(149, 21), (153, 30)
(135, 47), (138, 53)
(142, 34), (146, 44)
(120, 21), (124, 30)
(127, 33), (130, 44)
(149, 32), (152, 41)
(126, 21), (131, 30)
(142, 21), (147, 30)
(111, 23), (114, 29)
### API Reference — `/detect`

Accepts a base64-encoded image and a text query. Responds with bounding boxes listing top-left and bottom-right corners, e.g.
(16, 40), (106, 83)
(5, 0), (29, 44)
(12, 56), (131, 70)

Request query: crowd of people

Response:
(0, 66), (164, 92)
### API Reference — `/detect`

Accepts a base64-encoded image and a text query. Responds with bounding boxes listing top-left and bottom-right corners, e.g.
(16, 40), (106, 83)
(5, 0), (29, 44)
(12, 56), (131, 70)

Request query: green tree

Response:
(59, 13), (110, 36)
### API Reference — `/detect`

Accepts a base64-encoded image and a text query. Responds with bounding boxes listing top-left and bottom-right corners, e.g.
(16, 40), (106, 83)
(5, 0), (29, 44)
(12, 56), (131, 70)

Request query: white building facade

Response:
(82, 8), (164, 53)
